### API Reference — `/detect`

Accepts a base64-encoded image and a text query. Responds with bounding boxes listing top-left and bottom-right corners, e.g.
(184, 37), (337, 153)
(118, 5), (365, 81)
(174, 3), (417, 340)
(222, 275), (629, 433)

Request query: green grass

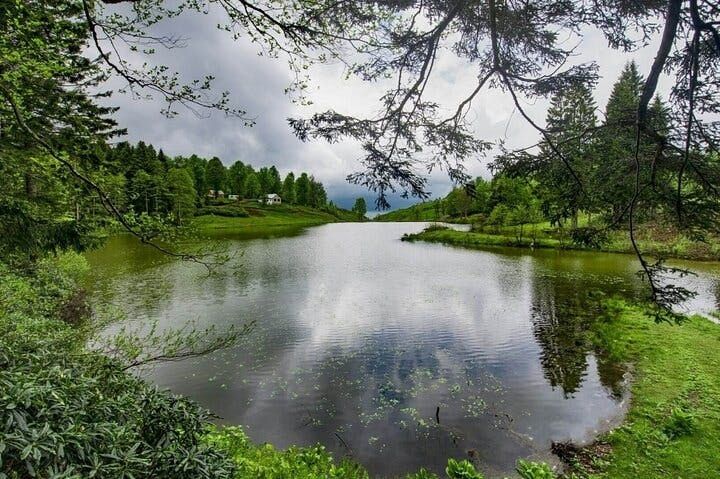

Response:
(192, 202), (357, 233)
(206, 426), (544, 479)
(375, 202), (441, 222)
(402, 227), (565, 250)
(579, 300), (720, 479)
(404, 225), (720, 261)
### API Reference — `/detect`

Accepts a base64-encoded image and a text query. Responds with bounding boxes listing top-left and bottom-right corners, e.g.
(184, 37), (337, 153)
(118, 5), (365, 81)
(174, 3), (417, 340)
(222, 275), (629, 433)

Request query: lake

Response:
(86, 222), (720, 477)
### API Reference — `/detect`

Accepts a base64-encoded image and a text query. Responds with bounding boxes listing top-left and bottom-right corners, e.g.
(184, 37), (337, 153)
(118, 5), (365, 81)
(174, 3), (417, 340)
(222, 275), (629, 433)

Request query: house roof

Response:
(265, 193), (280, 198)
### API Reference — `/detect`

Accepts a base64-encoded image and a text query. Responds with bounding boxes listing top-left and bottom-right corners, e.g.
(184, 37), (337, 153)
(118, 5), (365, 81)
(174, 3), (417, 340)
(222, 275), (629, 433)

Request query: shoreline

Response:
(402, 227), (720, 263)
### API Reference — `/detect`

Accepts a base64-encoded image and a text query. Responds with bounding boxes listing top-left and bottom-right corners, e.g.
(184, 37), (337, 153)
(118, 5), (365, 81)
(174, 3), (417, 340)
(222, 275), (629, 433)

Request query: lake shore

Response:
(558, 300), (720, 478)
(402, 226), (720, 262)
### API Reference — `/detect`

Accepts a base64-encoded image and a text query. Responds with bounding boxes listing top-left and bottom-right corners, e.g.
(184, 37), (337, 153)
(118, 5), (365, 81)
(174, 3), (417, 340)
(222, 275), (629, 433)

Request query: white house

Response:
(227, 194), (239, 201)
(262, 193), (282, 205)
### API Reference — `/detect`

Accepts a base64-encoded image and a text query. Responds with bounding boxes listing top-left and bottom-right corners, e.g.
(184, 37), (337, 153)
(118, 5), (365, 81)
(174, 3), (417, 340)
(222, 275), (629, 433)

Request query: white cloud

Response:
(101, 6), (670, 208)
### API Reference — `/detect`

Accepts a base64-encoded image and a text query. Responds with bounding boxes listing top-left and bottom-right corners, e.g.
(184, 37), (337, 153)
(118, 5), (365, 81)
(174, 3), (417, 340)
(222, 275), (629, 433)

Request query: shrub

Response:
(516, 460), (556, 479)
(569, 226), (609, 249)
(663, 407), (696, 439)
(207, 427), (368, 479)
(445, 458), (483, 479)
(424, 224), (450, 233)
(195, 206), (249, 217)
(0, 255), (236, 479)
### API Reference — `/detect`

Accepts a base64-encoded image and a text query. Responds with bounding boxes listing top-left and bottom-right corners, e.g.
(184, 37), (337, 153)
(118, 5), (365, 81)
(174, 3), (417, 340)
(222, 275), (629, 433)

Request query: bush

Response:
(195, 206), (249, 218)
(569, 226), (609, 249)
(0, 255), (235, 479)
(424, 224), (450, 233)
(207, 427), (367, 479)
(516, 460), (556, 479)
(663, 407), (696, 439)
(445, 458), (483, 479)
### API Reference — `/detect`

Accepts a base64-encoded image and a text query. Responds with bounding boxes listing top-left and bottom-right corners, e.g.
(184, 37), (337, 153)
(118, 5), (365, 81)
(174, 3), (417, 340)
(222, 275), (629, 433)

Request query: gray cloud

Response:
(101, 6), (670, 210)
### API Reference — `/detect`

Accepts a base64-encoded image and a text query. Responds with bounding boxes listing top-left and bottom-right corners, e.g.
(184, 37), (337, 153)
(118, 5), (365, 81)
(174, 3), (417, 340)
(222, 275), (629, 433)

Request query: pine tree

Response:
(295, 173), (311, 206)
(351, 198), (367, 219)
(282, 173), (296, 204)
(268, 166), (283, 194)
(537, 83), (597, 226)
(595, 61), (647, 222)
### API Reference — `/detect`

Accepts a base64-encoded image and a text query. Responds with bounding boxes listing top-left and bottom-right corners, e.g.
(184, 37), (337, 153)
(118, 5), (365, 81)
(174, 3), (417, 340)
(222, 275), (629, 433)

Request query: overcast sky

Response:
(103, 5), (670, 210)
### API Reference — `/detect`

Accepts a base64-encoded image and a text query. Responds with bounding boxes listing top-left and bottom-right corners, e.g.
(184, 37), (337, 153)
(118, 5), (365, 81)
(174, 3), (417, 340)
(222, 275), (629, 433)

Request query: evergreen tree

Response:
(351, 197), (367, 219)
(308, 177), (327, 207)
(595, 61), (647, 222)
(205, 157), (227, 194)
(228, 161), (247, 197)
(166, 168), (196, 224)
(243, 172), (261, 199)
(183, 155), (207, 204)
(295, 173), (311, 206)
(282, 173), (296, 204)
(537, 83), (597, 226)
(257, 167), (271, 195)
(268, 166), (283, 194)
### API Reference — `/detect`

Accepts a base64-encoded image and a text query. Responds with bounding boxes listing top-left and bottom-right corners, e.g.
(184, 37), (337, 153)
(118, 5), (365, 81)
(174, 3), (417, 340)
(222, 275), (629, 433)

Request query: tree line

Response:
(439, 61), (719, 244)
(101, 142), (330, 223)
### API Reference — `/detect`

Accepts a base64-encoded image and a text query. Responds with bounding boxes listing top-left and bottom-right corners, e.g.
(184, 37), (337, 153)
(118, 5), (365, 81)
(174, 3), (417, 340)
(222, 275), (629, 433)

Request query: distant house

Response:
(227, 194), (239, 201)
(207, 189), (216, 198)
(261, 193), (282, 205)
(216, 190), (225, 199)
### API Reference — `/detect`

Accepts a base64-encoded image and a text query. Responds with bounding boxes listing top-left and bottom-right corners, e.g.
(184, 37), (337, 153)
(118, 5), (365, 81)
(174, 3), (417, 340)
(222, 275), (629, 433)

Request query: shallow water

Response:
(86, 222), (720, 477)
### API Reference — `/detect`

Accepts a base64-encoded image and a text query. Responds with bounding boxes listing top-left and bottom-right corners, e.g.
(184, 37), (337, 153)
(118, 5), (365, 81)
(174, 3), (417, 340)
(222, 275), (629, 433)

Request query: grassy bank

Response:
(403, 225), (720, 261)
(565, 300), (720, 478)
(192, 202), (357, 234)
(375, 202), (440, 222)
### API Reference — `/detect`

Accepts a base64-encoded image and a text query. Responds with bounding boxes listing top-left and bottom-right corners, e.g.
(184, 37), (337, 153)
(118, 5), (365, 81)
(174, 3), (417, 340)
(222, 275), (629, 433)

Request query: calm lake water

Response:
(86, 222), (720, 478)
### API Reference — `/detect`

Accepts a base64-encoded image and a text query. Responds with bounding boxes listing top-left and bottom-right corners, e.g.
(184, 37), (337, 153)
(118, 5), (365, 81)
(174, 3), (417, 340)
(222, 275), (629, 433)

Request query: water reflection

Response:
(86, 223), (720, 477)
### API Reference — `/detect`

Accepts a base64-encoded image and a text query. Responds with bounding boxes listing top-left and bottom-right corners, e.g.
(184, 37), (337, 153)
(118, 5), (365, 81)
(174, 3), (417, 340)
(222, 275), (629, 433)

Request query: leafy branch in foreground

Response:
(93, 317), (255, 372)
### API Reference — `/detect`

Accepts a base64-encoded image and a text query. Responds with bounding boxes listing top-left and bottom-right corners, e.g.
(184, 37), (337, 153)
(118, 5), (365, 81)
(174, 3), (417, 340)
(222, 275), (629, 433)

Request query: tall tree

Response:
(227, 161), (247, 197)
(243, 172), (261, 199)
(205, 157), (227, 194)
(351, 197), (367, 219)
(308, 177), (327, 207)
(282, 172), (296, 204)
(268, 166), (283, 194)
(595, 62), (646, 222)
(295, 173), (311, 206)
(166, 168), (196, 224)
(537, 83), (597, 226)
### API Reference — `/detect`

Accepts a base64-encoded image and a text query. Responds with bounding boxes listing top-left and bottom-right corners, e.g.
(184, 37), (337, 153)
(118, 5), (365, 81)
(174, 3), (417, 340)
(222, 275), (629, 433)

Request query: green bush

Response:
(195, 206), (249, 218)
(569, 226), (608, 249)
(0, 254), (235, 479)
(663, 407), (696, 439)
(207, 427), (368, 479)
(445, 458), (483, 479)
(424, 224), (450, 233)
(516, 460), (556, 479)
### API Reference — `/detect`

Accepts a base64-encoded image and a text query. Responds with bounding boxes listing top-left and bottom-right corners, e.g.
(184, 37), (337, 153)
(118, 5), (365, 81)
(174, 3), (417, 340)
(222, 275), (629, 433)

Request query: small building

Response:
(216, 190), (225, 199)
(207, 189), (216, 198)
(227, 194), (239, 201)
(261, 193), (282, 205)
